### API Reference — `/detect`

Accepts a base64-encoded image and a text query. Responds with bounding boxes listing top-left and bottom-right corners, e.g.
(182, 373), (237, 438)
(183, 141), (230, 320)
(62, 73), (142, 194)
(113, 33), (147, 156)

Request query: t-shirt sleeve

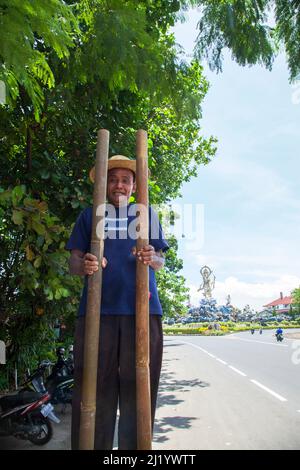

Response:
(149, 207), (169, 253)
(65, 208), (91, 253)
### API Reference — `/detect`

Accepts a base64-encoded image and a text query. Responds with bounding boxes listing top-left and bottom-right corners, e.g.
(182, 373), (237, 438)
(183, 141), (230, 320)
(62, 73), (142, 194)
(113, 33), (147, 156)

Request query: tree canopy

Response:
(292, 288), (300, 315)
(193, 0), (300, 81)
(0, 0), (78, 117)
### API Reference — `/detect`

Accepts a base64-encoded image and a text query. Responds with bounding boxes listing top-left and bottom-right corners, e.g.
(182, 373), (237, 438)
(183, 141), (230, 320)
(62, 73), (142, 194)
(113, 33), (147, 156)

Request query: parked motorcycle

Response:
(24, 348), (74, 411)
(0, 390), (58, 445)
(45, 347), (73, 409)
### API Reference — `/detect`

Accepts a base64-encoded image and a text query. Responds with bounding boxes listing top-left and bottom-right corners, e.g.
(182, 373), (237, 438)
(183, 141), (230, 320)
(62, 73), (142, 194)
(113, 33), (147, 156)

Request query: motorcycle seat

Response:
(46, 374), (73, 386)
(0, 390), (44, 410)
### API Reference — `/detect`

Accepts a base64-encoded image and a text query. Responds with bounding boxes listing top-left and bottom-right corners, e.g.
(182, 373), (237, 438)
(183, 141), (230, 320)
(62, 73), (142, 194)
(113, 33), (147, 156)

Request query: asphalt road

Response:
(2, 329), (300, 450)
(153, 329), (300, 450)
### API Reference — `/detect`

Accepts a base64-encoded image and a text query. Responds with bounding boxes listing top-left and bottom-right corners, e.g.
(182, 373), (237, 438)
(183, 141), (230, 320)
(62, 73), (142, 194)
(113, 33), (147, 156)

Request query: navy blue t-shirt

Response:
(66, 203), (169, 316)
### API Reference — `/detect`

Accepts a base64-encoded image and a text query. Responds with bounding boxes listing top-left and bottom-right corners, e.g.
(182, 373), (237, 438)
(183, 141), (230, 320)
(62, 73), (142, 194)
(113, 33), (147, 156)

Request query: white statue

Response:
(197, 265), (215, 299)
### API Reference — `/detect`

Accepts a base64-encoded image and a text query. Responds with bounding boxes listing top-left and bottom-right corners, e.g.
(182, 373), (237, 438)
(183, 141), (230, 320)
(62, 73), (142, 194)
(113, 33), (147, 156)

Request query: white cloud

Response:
(206, 154), (300, 211)
(188, 275), (300, 310)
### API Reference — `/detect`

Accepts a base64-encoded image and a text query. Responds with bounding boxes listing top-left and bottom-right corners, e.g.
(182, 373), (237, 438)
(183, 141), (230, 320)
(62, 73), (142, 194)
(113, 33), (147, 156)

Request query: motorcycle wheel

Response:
(28, 415), (53, 445)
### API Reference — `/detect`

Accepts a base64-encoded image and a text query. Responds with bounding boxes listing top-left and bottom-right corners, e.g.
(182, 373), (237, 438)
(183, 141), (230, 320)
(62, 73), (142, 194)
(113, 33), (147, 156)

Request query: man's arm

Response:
(132, 245), (165, 272)
(149, 250), (165, 271)
(69, 249), (106, 276)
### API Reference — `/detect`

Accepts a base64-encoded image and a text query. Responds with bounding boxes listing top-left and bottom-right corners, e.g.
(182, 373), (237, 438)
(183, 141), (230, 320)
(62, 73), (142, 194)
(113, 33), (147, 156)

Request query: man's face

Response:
(107, 168), (136, 207)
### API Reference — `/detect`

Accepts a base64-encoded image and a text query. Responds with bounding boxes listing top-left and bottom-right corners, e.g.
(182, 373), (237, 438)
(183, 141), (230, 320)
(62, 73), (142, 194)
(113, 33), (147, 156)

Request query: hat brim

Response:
(89, 159), (139, 183)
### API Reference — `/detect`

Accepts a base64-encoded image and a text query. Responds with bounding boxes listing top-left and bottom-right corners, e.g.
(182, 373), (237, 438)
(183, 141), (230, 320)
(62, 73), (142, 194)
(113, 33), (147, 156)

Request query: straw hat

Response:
(89, 155), (136, 183)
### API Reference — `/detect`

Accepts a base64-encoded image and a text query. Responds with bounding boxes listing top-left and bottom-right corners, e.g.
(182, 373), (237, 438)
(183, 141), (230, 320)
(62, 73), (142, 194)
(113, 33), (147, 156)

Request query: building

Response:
(263, 292), (293, 315)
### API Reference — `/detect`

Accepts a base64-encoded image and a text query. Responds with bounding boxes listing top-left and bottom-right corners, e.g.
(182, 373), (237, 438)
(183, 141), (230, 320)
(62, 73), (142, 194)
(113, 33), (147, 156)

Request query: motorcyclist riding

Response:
(275, 327), (283, 342)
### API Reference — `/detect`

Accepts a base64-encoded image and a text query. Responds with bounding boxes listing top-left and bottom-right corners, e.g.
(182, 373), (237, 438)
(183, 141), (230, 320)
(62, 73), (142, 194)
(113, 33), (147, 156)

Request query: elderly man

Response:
(66, 155), (169, 450)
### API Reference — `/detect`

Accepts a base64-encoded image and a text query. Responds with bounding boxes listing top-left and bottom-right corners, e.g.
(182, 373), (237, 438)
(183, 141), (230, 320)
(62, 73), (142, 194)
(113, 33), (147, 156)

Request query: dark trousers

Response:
(71, 315), (163, 450)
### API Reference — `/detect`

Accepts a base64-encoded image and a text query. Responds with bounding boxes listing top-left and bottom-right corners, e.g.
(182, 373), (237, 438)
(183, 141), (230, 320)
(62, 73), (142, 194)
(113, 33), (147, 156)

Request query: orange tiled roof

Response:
(264, 295), (293, 307)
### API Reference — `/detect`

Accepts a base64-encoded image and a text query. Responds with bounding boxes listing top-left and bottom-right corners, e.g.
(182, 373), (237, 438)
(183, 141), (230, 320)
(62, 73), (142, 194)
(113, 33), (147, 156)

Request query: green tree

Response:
(156, 235), (190, 319)
(0, 0), (78, 118)
(192, 0), (300, 81)
(0, 0), (215, 385)
(2, 0), (300, 123)
(0, 185), (81, 376)
(292, 287), (300, 316)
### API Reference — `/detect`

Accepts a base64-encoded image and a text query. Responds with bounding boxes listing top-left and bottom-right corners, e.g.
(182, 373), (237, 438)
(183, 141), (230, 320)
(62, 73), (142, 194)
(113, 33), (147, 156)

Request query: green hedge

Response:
(163, 322), (300, 336)
(164, 327), (226, 336)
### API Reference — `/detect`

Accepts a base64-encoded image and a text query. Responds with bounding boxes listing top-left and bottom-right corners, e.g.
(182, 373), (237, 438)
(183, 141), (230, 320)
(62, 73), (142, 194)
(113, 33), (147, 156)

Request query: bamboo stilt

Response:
(79, 129), (109, 449)
(135, 129), (152, 450)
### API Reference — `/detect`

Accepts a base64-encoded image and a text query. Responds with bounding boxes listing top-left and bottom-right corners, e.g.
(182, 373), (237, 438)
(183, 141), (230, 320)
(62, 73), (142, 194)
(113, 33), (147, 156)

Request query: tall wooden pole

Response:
(135, 129), (152, 450)
(79, 129), (109, 449)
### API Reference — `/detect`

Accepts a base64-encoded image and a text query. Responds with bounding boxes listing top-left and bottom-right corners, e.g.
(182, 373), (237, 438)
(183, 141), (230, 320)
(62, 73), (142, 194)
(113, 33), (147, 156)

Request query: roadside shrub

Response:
(163, 321), (300, 336)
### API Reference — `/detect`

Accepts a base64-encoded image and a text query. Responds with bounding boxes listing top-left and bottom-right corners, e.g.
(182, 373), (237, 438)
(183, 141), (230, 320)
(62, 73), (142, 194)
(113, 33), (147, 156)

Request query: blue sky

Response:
(172, 10), (300, 311)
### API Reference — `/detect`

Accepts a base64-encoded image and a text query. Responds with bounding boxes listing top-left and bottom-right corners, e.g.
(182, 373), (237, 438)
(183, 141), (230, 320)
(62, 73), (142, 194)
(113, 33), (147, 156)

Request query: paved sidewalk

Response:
(0, 404), (72, 450)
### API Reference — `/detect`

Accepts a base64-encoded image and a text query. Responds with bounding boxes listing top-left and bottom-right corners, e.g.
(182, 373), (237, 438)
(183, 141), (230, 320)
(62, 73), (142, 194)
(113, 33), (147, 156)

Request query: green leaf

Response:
(54, 289), (62, 300)
(46, 290), (54, 301)
(25, 245), (35, 261)
(12, 185), (26, 206)
(36, 236), (45, 248)
(12, 209), (23, 225)
(60, 288), (70, 298)
(71, 200), (80, 208)
(0, 189), (11, 204)
(41, 170), (50, 180)
(33, 256), (42, 268)
(31, 220), (46, 235)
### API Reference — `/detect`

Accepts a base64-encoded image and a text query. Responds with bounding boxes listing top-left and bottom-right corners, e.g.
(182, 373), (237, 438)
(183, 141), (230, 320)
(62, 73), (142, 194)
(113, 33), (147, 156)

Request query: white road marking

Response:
(226, 336), (288, 347)
(216, 358), (227, 365)
(178, 341), (209, 355)
(228, 366), (247, 377)
(167, 338), (295, 408)
(206, 352), (216, 358)
(250, 379), (287, 402)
